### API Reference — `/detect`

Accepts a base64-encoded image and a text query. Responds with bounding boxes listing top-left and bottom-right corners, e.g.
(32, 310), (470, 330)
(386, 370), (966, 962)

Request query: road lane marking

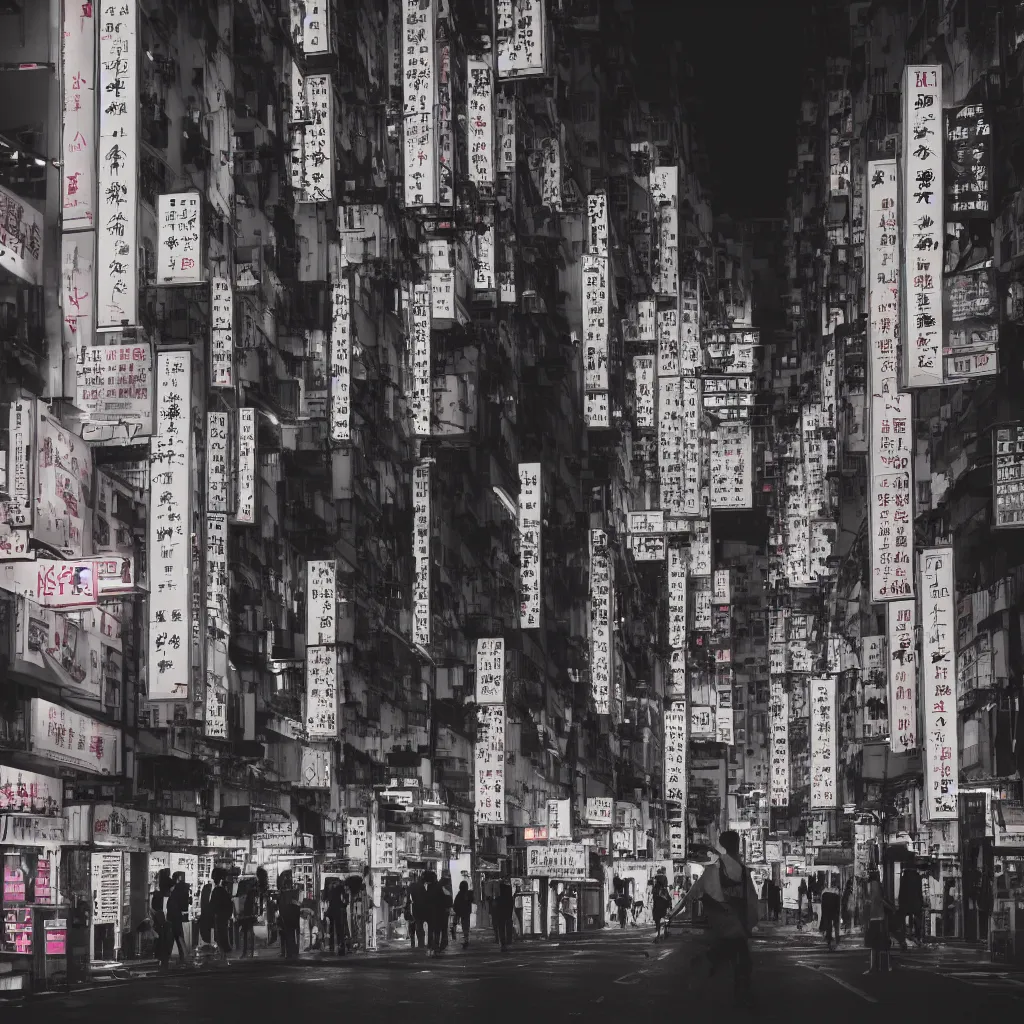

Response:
(797, 961), (877, 1003)
(613, 968), (648, 985)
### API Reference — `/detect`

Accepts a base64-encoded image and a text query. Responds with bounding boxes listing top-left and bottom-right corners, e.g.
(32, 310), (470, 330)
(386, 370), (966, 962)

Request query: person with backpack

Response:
(452, 880), (474, 948)
(652, 873), (672, 942)
(674, 830), (759, 1009)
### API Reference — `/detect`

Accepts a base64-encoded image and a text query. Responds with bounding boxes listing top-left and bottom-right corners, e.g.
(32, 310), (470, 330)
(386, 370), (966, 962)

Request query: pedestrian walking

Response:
(277, 874), (302, 959)
(819, 875), (841, 951)
(864, 870), (894, 974)
(210, 870), (233, 958)
(198, 876), (214, 948)
(325, 880), (349, 955)
(453, 880), (473, 948)
(422, 871), (440, 955)
(898, 863), (924, 947)
(673, 830), (759, 1010)
(166, 872), (191, 966)
(431, 871), (454, 955)
(652, 873), (672, 942)
(406, 874), (428, 950)
(797, 877), (809, 928)
(237, 880), (257, 958)
(150, 868), (172, 968)
(495, 877), (515, 952)
(841, 877), (854, 934)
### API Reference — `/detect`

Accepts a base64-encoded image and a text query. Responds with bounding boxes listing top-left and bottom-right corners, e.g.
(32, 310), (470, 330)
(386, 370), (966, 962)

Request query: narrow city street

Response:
(9, 930), (1024, 1022)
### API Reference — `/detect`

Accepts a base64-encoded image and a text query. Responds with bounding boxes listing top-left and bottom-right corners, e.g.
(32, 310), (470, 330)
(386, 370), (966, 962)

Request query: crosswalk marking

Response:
(797, 960), (878, 1003)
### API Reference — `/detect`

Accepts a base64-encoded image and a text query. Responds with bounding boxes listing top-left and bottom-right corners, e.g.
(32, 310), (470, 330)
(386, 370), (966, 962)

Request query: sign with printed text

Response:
(519, 463), (541, 628)
(475, 704), (505, 824)
(157, 193), (202, 283)
(526, 842), (587, 880)
(769, 680), (789, 808)
(62, 1), (96, 228)
(475, 638), (505, 705)
(887, 599), (918, 752)
(497, 0), (547, 79)
(589, 529), (611, 713)
(994, 424), (1024, 528)
(412, 462), (431, 645)
(305, 560), (336, 646)
(30, 698), (120, 775)
(810, 677), (837, 809)
(330, 277), (351, 443)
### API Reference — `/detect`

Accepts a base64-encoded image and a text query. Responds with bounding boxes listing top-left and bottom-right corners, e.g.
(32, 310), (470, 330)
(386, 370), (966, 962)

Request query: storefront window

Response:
(2, 851), (56, 955)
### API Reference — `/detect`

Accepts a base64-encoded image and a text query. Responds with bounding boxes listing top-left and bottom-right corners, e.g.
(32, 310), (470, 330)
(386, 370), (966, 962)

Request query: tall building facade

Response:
(0, 0), (764, 990)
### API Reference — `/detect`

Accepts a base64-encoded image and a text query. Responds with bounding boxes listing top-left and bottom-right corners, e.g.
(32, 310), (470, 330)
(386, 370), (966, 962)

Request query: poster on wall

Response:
(901, 66), (944, 388)
(96, 1), (137, 329)
(61, 0), (96, 229)
(497, 0), (547, 79)
(148, 352), (191, 701)
(76, 338), (153, 444)
(589, 529), (611, 714)
(156, 193), (202, 284)
(30, 697), (120, 775)
(919, 548), (958, 820)
(35, 406), (93, 558)
(887, 599), (918, 752)
(810, 677), (836, 809)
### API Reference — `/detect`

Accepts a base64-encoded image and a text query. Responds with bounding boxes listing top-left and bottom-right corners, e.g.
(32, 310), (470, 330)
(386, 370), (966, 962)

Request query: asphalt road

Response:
(10, 928), (1024, 1022)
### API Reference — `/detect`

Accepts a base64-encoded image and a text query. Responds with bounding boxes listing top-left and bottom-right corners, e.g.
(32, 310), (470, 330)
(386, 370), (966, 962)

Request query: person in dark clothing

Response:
(494, 878), (515, 952)
(198, 878), (214, 946)
(421, 871), (439, 953)
(150, 868), (173, 968)
(406, 876), (429, 949)
(277, 882), (302, 959)
(898, 865), (924, 946)
(165, 872), (191, 965)
(209, 874), (233, 957)
(841, 877), (854, 934)
(652, 874), (672, 942)
(797, 878), (809, 927)
(453, 880), (473, 948)
(326, 880), (349, 955)
(819, 877), (842, 951)
(429, 872), (454, 956)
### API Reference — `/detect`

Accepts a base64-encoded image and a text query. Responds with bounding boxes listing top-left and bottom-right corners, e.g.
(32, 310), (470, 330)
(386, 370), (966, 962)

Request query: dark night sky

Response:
(634, 0), (811, 220)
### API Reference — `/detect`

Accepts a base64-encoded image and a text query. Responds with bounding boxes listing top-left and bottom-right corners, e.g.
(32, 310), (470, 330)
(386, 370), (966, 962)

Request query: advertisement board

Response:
(305, 560), (337, 647)
(76, 338), (153, 443)
(30, 698), (120, 775)
(61, 0), (96, 229)
(330, 277), (351, 443)
(810, 677), (837, 809)
(589, 529), (611, 714)
(769, 680), (789, 808)
(497, 0), (546, 79)
(475, 638), (505, 705)
(475, 704), (505, 824)
(518, 463), (541, 628)
(305, 645), (338, 739)
(156, 193), (202, 283)
(411, 283), (431, 435)
(413, 462), (431, 645)
(887, 599), (918, 752)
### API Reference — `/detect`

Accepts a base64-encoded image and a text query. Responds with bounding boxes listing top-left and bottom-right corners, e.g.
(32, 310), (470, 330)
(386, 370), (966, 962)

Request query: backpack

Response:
(718, 859), (748, 905)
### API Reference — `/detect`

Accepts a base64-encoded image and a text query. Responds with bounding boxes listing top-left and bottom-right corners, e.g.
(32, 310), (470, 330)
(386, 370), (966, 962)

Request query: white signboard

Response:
(156, 192), (202, 283)
(403, 112), (438, 207)
(0, 184), (43, 290)
(474, 224), (495, 291)
(584, 391), (609, 429)
(713, 569), (731, 606)
(34, 407), (93, 558)
(30, 698), (120, 775)
(810, 677), (837, 809)
(305, 645), (338, 739)
(587, 192), (608, 257)
(919, 548), (958, 820)
(210, 277), (234, 388)
(205, 511), (229, 630)
(61, 1), (96, 229)
(658, 377), (684, 515)
(690, 705), (714, 738)
(402, 0), (435, 115)
(681, 378), (702, 516)
(344, 816), (368, 863)
(497, 0), (546, 79)
(372, 831), (397, 871)
(589, 529), (611, 714)
(583, 255), (609, 392)
(769, 680), (789, 807)
(302, 0), (330, 55)
(0, 764), (62, 815)
(92, 851), (123, 924)
(651, 166), (678, 297)
(658, 309), (679, 377)
(546, 798), (572, 840)
(901, 67), (944, 388)
(585, 797), (612, 826)
(475, 704), (505, 824)
(710, 421), (752, 510)
(413, 461), (431, 645)
(887, 599), (918, 752)
(411, 283), (432, 435)
(475, 638), (505, 705)
(526, 842), (587, 880)
(305, 560), (336, 646)
(206, 412), (229, 513)
(519, 463), (541, 629)
(330, 277), (351, 443)
(664, 708), (688, 813)
(148, 352), (191, 700)
(667, 542), (687, 650)
(232, 408), (256, 524)
(96, 2), (137, 328)
(688, 520), (712, 578)
(76, 338), (153, 443)
(299, 746), (331, 789)
(634, 355), (655, 428)
(629, 510), (664, 535)
(637, 300), (656, 341)
(61, 231), (93, 359)
(467, 56), (495, 186)
(302, 75), (333, 203)
(496, 87), (516, 174)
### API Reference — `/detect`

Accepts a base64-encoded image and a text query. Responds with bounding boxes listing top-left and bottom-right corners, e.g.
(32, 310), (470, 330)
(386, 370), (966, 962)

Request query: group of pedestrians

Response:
(404, 873), (517, 955)
(149, 867), (236, 968)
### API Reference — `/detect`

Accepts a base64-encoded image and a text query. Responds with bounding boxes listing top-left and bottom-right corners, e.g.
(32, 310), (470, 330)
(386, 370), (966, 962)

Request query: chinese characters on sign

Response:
(402, 0), (437, 206)
(467, 56), (494, 187)
(413, 461), (431, 646)
(496, 87), (516, 174)
(867, 160), (914, 602)
(206, 412), (228, 513)
(810, 677), (836, 809)
(305, 645), (338, 739)
(769, 679), (789, 808)
(667, 542), (687, 651)
(496, 0), (546, 79)
(583, 254), (609, 393)
(589, 529), (611, 715)
(650, 167), (678, 297)
(475, 704), (505, 824)
(305, 560), (337, 647)
(30, 698), (120, 775)
(658, 377), (684, 514)
(233, 409), (256, 524)
(919, 548), (959, 820)
(0, 765), (62, 815)
(76, 338), (153, 443)
(887, 599), (918, 752)
(205, 511), (229, 631)
(344, 815), (367, 863)
(302, 0), (330, 55)
(526, 842), (587, 880)
(372, 832), (397, 871)
(411, 283), (431, 435)
(475, 638), (505, 705)
(210, 277), (234, 388)
(901, 66), (944, 387)
(994, 425), (1024, 528)
(62, 231), (93, 354)
(944, 104), (992, 219)
(330, 277), (351, 443)
(710, 421), (752, 510)
(634, 355), (655, 428)
(302, 75), (333, 203)
(518, 462), (541, 629)
(664, 709), (687, 853)
(0, 185), (44, 290)
(156, 193), (202, 283)
(585, 797), (612, 826)
(658, 309), (679, 377)
(97, 2), (138, 328)
(62, 0), (95, 229)
(587, 192), (608, 257)
(148, 352), (192, 700)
